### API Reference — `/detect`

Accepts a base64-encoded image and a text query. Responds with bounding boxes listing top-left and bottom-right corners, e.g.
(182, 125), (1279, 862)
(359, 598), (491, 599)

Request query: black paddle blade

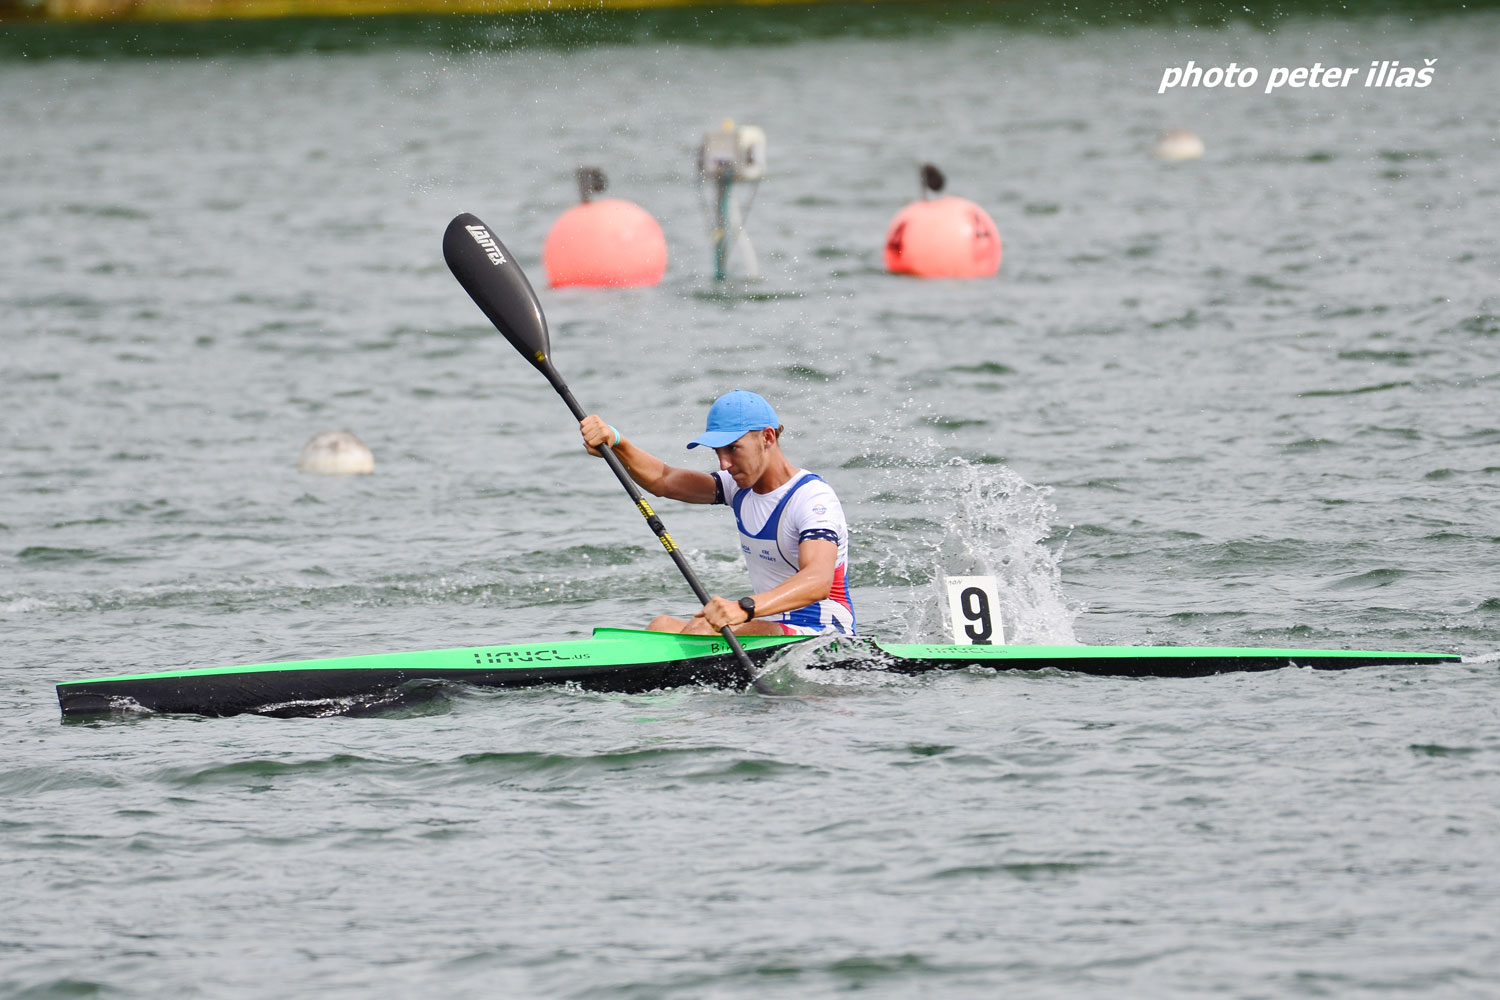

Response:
(443, 213), (551, 371)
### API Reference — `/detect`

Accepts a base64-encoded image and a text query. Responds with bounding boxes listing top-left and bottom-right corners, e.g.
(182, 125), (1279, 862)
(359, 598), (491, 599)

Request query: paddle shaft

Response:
(538, 362), (762, 682)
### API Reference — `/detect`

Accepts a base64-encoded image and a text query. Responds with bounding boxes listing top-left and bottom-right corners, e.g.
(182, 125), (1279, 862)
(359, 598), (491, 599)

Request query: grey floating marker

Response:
(298, 430), (374, 475)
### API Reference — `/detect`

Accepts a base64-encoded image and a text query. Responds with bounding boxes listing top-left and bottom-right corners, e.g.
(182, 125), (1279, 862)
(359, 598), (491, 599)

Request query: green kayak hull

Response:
(54, 628), (1461, 719)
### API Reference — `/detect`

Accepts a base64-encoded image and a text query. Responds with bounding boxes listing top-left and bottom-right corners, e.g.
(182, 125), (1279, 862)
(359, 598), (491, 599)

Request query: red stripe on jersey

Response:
(828, 563), (852, 612)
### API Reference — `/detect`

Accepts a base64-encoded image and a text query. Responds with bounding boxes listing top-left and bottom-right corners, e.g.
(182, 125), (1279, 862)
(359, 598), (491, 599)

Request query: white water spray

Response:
(863, 455), (1081, 646)
(925, 459), (1080, 645)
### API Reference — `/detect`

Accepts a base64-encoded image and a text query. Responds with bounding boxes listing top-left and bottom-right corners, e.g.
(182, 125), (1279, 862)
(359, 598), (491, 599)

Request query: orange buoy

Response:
(884, 164), (1001, 279)
(543, 167), (666, 288)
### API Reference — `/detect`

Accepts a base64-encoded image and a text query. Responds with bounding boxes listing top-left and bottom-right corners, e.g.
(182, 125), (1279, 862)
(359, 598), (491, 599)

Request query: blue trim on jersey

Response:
(731, 472), (822, 540)
(784, 605), (848, 633)
(785, 604), (824, 629)
(799, 528), (840, 545)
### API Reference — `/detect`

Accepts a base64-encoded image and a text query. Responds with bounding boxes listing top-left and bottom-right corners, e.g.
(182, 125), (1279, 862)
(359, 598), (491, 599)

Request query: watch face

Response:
(738, 597), (755, 617)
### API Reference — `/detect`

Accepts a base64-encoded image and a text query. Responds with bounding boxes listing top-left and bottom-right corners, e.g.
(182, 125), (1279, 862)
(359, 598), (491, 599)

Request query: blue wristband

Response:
(608, 426), (621, 448)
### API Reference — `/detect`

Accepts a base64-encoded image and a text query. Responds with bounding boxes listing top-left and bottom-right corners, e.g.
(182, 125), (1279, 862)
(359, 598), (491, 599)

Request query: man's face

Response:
(715, 429), (769, 488)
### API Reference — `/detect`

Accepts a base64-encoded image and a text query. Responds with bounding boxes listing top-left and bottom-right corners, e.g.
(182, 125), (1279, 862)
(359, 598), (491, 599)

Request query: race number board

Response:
(944, 576), (1005, 646)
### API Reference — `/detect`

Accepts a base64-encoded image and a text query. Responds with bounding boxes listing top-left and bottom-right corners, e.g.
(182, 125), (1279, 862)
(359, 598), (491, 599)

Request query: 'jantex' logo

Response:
(466, 225), (507, 266)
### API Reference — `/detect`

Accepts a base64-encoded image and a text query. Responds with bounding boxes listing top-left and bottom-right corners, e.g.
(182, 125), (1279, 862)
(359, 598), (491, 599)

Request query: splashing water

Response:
(872, 456), (1081, 646)
(753, 632), (917, 696)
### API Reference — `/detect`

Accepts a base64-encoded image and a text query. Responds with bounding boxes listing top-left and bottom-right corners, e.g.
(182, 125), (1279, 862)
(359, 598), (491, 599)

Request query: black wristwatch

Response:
(737, 596), (756, 622)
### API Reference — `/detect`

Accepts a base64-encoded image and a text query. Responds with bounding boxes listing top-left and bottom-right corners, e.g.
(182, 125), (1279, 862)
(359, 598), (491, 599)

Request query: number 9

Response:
(959, 587), (993, 644)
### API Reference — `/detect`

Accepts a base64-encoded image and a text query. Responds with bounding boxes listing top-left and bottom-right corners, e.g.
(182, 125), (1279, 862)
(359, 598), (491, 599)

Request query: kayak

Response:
(55, 628), (1460, 719)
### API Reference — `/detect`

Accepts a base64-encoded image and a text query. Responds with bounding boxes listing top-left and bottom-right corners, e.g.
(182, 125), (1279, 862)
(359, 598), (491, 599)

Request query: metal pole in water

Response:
(699, 120), (765, 284)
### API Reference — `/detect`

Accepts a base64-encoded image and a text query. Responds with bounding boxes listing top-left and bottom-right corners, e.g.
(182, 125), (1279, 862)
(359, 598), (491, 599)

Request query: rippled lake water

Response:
(3, 5), (1499, 997)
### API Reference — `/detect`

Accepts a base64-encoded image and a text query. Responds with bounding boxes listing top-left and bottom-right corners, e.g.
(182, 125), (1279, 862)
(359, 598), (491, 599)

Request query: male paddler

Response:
(579, 390), (856, 636)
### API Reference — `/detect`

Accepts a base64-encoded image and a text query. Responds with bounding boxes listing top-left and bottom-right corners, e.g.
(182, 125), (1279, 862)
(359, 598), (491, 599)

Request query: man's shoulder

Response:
(788, 472), (846, 520)
(795, 469), (841, 497)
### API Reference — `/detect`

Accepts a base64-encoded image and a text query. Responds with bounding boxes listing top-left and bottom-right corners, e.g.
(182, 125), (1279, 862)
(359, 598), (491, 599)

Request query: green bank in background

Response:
(20, 0), (917, 22)
(55, 628), (1461, 719)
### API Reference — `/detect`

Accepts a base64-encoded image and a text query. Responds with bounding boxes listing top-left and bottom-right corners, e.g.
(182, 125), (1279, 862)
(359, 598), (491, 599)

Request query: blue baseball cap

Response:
(686, 390), (780, 449)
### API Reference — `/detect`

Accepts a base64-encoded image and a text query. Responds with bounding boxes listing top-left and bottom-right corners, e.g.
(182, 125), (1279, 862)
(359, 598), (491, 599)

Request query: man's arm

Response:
(579, 415), (718, 504)
(698, 538), (838, 629)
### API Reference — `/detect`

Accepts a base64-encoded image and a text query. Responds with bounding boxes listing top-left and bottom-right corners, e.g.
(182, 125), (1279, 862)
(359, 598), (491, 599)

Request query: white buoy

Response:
(297, 430), (374, 476)
(1155, 129), (1205, 161)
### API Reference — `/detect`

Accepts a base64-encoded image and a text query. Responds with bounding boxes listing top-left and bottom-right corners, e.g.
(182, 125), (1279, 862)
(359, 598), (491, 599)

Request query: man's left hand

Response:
(697, 596), (749, 630)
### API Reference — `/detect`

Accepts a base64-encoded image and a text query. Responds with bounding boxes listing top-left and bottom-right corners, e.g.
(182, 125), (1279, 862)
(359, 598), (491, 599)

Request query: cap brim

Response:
(686, 429), (751, 450)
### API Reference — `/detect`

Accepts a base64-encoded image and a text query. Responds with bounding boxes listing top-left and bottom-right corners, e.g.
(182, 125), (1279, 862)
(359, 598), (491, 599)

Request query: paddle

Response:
(442, 212), (766, 689)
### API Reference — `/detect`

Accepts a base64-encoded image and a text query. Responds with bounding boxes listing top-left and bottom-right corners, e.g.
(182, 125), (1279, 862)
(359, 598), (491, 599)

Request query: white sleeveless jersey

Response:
(712, 468), (856, 634)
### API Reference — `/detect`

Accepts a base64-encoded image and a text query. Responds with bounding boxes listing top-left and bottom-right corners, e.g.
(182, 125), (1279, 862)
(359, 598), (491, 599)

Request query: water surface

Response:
(3, 7), (1498, 997)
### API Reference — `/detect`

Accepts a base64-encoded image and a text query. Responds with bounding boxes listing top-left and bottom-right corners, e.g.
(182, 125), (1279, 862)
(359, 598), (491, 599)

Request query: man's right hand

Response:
(579, 415), (619, 457)
(575, 418), (716, 504)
